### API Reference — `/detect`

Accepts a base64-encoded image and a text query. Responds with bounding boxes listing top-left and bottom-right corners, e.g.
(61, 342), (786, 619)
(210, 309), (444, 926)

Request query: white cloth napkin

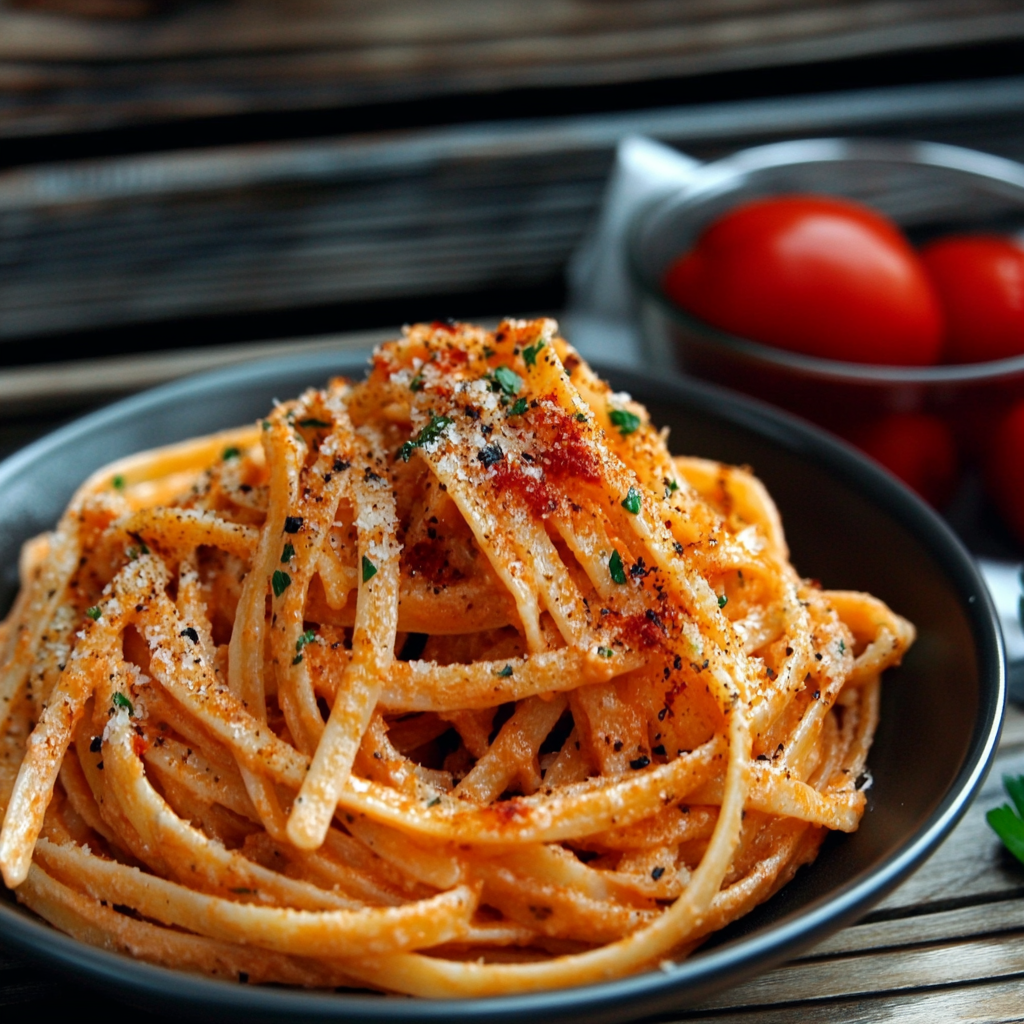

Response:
(562, 136), (703, 368)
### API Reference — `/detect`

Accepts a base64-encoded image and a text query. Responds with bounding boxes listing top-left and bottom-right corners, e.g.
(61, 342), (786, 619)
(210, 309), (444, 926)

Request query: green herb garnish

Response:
(608, 408), (641, 436)
(281, 543), (295, 563)
(362, 556), (377, 583)
(85, 606), (102, 621)
(621, 487), (642, 515)
(111, 692), (134, 715)
(597, 647), (614, 658)
(496, 664), (513, 678)
(292, 628), (317, 664)
(987, 774), (1024, 865)
(272, 570), (291, 597)
(399, 414), (453, 462)
(718, 594), (728, 609)
(111, 475), (125, 490)
(222, 446), (240, 460)
(508, 397), (528, 416)
(609, 551), (627, 585)
(491, 365), (523, 396)
(664, 478), (679, 497)
(523, 340), (545, 367)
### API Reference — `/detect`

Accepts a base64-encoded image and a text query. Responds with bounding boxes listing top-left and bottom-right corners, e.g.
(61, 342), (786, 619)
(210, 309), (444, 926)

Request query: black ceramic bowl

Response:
(0, 352), (1004, 1023)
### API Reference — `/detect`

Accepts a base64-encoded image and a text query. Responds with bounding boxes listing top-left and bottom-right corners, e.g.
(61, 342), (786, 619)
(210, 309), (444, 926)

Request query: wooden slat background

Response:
(2, 0), (1024, 138)
(3, 76), (1024, 345)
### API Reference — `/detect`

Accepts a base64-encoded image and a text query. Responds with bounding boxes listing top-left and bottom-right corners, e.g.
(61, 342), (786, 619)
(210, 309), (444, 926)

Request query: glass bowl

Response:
(628, 138), (1024, 464)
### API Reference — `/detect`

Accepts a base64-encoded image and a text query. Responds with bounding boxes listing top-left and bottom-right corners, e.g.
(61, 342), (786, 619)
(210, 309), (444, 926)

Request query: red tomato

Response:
(851, 412), (958, 507)
(920, 235), (1024, 363)
(663, 196), (943, 365)
(986, 400), (1024, 545)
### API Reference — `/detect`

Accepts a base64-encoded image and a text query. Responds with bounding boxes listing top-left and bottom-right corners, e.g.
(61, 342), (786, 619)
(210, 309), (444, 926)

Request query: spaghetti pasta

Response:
(0, 319), (914, 995)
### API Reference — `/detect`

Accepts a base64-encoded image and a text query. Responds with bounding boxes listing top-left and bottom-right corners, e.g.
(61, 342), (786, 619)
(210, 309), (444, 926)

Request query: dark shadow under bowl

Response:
(0, 351), (1004, 1023)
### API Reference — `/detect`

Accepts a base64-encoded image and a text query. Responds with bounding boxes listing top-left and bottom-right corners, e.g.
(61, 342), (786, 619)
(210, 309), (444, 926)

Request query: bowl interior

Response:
(0, 353), (1003, 1023)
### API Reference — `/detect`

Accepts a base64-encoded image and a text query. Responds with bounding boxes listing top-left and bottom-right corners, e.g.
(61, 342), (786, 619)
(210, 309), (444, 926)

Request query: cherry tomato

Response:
(663, 196), (943, 365)
(920, 235), (1024, 364)
(986, 400), (1024, 545)
(850, 412), (958, 507)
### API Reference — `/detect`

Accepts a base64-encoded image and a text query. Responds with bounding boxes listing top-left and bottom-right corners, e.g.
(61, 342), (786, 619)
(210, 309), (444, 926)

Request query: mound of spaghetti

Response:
(0, 320), (913, 995)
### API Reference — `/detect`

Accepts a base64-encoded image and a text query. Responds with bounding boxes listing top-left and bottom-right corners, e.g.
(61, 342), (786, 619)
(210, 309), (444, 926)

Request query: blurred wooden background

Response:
(4, 0), (1024, 136)
(1, 0), (1024, 389)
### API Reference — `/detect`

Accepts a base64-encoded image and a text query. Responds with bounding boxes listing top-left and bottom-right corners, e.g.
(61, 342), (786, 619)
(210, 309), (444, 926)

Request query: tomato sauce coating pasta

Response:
(0, 320), (914, 995)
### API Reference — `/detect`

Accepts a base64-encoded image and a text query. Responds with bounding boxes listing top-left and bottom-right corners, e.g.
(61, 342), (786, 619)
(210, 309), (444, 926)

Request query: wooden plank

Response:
(0, 0), (979, 61)
(3, 77), (1024, 342)
(808, 896), (1024, 957)
(0, 328), (392, 414)
(2, 1), (1024, 137)
(671, 975), (1024, 1023)
(692, 931), (1024, 1011)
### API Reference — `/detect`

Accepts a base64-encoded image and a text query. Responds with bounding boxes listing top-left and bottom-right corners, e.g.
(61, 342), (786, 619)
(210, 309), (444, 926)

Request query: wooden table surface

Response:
(0, 338), (1019, 1023)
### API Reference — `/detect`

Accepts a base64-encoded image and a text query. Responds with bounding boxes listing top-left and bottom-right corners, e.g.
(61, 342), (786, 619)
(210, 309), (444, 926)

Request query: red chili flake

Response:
(617, 612), (666, 650)
(529, 400), (601, 483)
(404, 541), (465, 586)
(491, 462), (557, 517)
(490, 798), (531, 826)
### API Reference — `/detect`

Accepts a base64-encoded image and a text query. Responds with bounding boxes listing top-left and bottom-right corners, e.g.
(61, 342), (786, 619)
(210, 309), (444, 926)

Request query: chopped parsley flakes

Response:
(609, 551), (627, 585)
(621, 487), (642, 514)
(281, 543), (295, 563)
(85, 606), (102, 621)
(523, 339), (545, 367)
(292, 628), (317, 664)
(362, 556), (377, 583)
(608, 408), (641, 436)
(111, 692), (134, 715)
(490, 365), (522, 396)
(272, 570), (291, 597)
(988, 774), (1024, 866)
(399, 414), (453, 462)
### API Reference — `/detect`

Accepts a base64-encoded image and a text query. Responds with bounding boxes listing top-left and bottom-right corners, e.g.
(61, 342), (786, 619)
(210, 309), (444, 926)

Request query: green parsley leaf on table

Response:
(986, 774), (1024, 865)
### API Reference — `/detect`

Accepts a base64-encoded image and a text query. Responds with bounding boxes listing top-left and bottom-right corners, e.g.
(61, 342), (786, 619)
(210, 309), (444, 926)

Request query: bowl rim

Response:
(0, 351), (1006, 1022)
(627, 136), (1024, 383)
